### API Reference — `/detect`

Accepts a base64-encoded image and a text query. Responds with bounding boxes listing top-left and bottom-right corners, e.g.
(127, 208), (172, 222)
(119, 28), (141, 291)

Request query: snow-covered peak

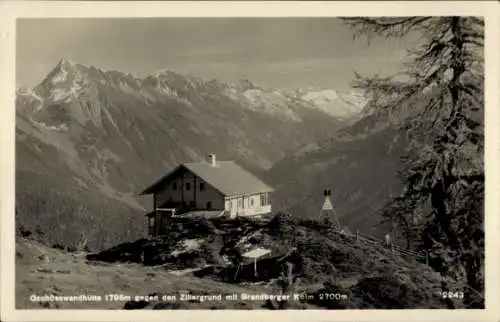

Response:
(295, 88), (367, 119)
(235, 78), (258, 91)
(149, 69), (176, 79)
(149, 69), (206, 82)
(48, 59), (79, 83)
(32, 58), (98, 105)
(302, 89), (340, 103)
(241, 88), (301, 122)
(146, 69), (208, 91)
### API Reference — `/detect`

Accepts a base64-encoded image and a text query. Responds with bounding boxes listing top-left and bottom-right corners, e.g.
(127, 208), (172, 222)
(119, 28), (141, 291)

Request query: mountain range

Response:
(16, 59), (371, 250)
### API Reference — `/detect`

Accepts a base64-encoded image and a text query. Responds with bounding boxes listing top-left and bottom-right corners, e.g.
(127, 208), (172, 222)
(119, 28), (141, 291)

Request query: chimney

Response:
(208, 154), (216, 167)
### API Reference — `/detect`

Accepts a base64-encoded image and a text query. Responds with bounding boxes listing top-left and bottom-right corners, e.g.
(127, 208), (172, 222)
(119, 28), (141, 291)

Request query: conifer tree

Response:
(342, 17), (484, 308)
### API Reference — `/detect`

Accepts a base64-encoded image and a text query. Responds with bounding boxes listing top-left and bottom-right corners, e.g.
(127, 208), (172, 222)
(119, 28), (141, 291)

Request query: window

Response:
(172, 182), (177, 190)
(200, 182), (206, 191)
(260, 193), (269, 206)
(186, 182), (191, 190)
(206, 201), (212, 210)
(250, 198), (254, 207)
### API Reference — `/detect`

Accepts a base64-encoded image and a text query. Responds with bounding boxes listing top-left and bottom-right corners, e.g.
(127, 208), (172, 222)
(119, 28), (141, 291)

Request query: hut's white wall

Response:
(224, 192), (272, 218)
(155, 168), (225, 210)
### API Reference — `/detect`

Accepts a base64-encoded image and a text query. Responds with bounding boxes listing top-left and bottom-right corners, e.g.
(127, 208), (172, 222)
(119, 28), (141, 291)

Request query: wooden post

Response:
(152, 194), (157, 237)
(254, 258), (258, 278)
(356, 230), (359, 243)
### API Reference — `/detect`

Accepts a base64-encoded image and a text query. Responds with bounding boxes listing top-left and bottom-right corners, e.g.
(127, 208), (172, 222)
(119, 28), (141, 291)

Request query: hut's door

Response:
(155, 211), (166, 236)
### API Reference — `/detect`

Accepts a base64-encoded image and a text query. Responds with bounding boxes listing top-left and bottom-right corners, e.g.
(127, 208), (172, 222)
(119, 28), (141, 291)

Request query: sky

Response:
(16, 18), (415, 92)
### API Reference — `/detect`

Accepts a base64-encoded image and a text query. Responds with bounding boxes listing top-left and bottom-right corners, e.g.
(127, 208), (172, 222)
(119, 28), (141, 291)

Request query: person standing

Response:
(385, 233), (394, 253)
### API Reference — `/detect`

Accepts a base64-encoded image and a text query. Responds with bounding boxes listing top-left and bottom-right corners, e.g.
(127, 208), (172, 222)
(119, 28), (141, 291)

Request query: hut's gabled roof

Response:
(140, 160), (274, 197)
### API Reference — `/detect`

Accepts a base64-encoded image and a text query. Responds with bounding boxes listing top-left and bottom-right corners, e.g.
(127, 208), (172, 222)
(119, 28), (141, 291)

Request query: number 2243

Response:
(441, 291), (464, 299)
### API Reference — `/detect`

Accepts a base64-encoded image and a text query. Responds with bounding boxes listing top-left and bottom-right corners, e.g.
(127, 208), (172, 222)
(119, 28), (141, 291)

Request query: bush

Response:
(351, 275), (421, 309)
(267, 212), (298, 240)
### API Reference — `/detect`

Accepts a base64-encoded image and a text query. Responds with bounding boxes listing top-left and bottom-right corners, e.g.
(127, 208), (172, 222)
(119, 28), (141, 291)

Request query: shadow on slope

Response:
(268, 126), (406, 239)
(15, 170), (146, 252)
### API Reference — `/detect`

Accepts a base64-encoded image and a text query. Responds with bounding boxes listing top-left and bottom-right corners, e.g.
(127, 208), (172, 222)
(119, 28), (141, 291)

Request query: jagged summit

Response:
(44, 58), (80, 81)
(235, 78), (258, 90)
(148, 69), (213, 82)
(145, 69), (223, 93)
(149, 69), (186, 78)
(57, 58), (77, 68)
(40, 59), (139, 88)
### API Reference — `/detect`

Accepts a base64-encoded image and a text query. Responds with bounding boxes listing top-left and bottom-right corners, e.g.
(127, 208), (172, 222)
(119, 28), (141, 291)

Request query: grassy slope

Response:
(16, 215), (457, 310)
(16, 237), (274, 310)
